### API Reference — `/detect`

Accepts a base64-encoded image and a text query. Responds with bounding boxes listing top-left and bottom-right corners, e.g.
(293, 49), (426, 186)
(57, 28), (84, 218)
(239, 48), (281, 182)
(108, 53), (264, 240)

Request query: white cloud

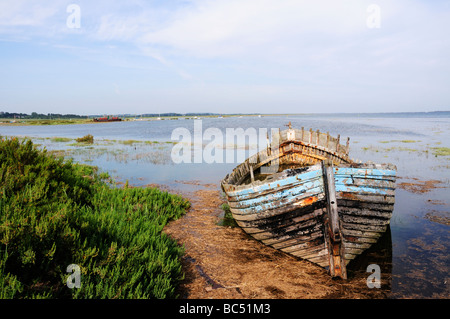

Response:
(90, 0), (450, 110)
(137, 0), (378, 58)
(1, 0), (449, 113)
(0, 0), (60, 27)
(96, 15), (138, 41)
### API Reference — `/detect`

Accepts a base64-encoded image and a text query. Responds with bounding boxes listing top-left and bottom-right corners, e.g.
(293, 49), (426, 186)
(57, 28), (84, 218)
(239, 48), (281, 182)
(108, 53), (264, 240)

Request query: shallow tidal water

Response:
(1, 114), (449, 298)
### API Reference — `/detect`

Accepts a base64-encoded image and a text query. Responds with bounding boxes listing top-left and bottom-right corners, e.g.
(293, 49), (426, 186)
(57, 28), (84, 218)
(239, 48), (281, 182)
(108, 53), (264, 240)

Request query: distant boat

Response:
(221, 123), (396, 279)
(93, 116), (122, 122)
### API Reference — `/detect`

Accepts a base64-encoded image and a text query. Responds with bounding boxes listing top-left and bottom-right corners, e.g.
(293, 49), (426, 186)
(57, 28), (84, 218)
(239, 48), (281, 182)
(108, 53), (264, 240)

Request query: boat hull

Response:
(222, 162), (396, 273)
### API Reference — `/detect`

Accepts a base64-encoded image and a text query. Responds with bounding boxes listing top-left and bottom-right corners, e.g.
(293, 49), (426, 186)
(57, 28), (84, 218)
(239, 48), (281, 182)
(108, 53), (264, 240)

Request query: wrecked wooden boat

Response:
(221, 124), (396, 279)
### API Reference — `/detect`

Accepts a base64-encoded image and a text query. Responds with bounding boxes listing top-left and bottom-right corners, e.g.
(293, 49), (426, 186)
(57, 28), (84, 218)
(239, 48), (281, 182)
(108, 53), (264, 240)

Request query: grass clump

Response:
(431, 147), (450, 157)
(121, 140), (137, 145)
(0, 137), (190, 298)
(378, 140), (421, 144)
(218, 203), (237, 227)
(50, 137), (72, 143)
(76, 134), (94, 144)
(386, 146), (418, 153)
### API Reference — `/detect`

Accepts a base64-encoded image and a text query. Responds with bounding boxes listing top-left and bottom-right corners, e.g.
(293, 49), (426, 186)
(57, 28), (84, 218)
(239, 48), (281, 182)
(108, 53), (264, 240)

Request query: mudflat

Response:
(164, 183), (390, 299)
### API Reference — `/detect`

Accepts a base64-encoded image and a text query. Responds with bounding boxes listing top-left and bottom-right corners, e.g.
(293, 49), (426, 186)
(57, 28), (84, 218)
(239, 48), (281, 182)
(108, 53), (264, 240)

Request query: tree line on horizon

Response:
(0, 112), (88, 119)
(0, 111), (233, 119)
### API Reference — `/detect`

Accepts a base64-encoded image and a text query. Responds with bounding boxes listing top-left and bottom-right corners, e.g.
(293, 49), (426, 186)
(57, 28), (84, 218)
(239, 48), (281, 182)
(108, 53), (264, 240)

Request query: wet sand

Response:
(164, 183), (391, 299)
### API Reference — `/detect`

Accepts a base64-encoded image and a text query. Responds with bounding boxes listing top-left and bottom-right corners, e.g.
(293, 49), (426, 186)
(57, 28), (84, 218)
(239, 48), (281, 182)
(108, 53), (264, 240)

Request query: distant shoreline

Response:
(1, 111), (449, 126)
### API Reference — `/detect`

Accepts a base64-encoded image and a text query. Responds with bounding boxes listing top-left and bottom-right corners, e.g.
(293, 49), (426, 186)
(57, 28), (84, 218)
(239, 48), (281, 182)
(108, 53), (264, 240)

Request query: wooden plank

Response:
(226, 164), (323, 200)
(237, 214), (324, 239)
(271, 230), (325, 250)
(257, 223), (324, 245)
(321, 160), (347, 279)
(338, 198), (394, 209)
(338, 207), (393, 219)
(251, 218), (321, 241)
(337, 192), (396, 204)
(230, 194), (325, 222)
(235, 210), (321, 235)
(341, 222), (388, 233)
(294, 247), (329, 262)
(341, 228), (384, 240)
(336, 176), (396, 189)
(280, 237), (325, 253)
(336, 134), (340, 152)
(322, 161), (339, 240)
(341, 214), (391, 226)
(228, 177), (323, 209)
(334, 167), (397, 178)
(343, 242), (373, 251)
(228, 185), (323, 214)
(235, 206), (324, 230)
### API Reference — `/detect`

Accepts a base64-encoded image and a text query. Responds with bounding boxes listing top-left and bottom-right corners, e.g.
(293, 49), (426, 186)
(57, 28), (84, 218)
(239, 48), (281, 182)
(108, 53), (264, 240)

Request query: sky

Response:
(0, 0), (449, 115)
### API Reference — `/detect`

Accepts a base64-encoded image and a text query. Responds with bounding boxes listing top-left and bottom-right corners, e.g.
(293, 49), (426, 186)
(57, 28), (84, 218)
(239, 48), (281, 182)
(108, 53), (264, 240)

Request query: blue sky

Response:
(1, 0), (449, 115)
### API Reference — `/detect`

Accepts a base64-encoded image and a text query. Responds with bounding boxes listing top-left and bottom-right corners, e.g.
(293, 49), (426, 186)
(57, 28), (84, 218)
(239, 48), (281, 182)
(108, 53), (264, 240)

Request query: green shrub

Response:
(0, 137), (190, 298)
(218, 203), (237, 227)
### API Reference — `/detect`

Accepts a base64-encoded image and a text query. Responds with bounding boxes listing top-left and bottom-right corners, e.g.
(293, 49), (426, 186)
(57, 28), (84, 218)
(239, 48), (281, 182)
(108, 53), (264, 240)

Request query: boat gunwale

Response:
(223, 162), (397, 197)
(221, 127), (352, 187)
(221, 127), (396, 194)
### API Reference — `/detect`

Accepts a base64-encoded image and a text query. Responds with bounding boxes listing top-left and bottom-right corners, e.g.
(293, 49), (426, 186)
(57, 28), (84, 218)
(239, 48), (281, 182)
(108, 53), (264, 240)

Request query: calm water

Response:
(1, 114), (449, 298)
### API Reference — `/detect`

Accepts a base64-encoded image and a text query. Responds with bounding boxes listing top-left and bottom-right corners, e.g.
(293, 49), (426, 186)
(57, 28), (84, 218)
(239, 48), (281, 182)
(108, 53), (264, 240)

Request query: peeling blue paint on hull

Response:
(221, 127), (397, 276)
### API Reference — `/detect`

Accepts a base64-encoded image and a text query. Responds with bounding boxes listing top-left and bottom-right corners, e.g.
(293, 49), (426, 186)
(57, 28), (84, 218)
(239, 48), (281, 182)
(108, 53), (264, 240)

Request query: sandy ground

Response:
(164, 182), (391, 299)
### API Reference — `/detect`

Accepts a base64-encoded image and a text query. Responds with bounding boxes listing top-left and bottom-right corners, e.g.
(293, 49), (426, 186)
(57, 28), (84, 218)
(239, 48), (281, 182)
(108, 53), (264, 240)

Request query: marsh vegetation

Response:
(430, 147), (450, 157)
(75, 134), (94, 144)
(359, 139), (450, 157)
(0, 137), (190, 298)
